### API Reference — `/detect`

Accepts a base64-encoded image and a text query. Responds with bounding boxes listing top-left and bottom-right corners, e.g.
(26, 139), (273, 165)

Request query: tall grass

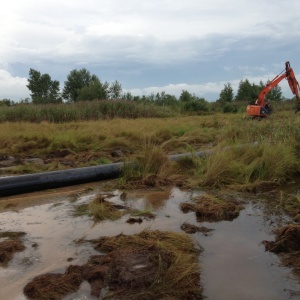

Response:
(1, 112), (300, 187)
(0, 100), (178, 123)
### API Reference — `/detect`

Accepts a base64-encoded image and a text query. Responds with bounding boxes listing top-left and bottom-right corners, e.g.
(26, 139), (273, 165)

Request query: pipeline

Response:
(0, 150), (212, 197)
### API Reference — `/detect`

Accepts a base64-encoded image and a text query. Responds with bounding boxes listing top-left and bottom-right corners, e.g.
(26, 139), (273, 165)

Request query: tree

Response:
(235, 79), (258, 102)
(179, 90), (194, 102)
(218, 83), (233, 104)
(77, 78), (109, 101)
(182, 97), (209, 113)
(62, 68), (98, 102)
(109, 80), (123, 99)
(27, 69), (61, 104)
(265, 82), (283, 101)
(0, 99), (13, 106)
(155, 91), (178, 107)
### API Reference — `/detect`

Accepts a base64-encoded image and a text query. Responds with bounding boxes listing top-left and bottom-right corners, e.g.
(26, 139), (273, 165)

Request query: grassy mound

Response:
(180, 194), (244, 221)
(24, 230), (203, 300)
(263, 224), (300, 253)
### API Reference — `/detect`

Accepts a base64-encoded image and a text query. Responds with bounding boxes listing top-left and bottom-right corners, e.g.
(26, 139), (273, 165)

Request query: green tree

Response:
(77, 78), (109, 101)
(266, 83), (283, 101)
(27, 69), (61, 104)
(109, 80), (123, 99)
(0, 99), (13, 106)
(153, 91), (178, 107)
(62, 68), (98, 102)
(218, 83), (233, 104)
(235, 79), (258, 102)
(182, 98), (209, 113)
(179, 90), (194, 102)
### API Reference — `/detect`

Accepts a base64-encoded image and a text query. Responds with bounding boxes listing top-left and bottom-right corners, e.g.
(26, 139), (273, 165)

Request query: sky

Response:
(1, 0), (300, 102)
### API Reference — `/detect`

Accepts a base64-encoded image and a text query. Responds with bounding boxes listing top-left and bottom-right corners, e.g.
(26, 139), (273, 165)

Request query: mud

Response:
(0, 182), (299, 299)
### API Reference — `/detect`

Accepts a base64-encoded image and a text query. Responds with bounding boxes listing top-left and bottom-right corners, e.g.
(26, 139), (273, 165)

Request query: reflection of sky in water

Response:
(0, 186), (299, 300)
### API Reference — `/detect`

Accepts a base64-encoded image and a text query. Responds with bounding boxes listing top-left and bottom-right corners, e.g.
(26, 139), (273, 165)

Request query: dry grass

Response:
(180, 194), (244, 221)
(74, 194), (126, 221)
(263, 224), (300, 253)
(24, 230), (203, 300)
(89, 230), (203, 299)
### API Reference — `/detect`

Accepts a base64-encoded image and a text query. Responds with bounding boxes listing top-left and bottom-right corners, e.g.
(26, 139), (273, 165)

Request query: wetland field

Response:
(0, 111), (300, 299)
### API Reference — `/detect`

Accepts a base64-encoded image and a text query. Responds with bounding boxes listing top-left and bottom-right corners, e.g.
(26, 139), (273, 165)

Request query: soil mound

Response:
(24, 230), (203, 300)
(0, 231), (26, 267)
(0, 240), (25, 267)
(263, 224), (300, 277)
(180, 194), (243, 222)
(263, 224), (300, 253)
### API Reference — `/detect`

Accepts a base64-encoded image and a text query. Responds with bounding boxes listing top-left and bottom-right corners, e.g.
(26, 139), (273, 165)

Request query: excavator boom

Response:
(246, 61), (300, 118)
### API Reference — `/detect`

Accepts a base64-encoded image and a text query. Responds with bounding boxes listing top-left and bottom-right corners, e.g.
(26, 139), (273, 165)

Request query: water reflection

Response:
(0, 185), (299, 299)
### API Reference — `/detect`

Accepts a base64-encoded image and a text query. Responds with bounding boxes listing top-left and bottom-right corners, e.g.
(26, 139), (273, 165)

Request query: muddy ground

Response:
(0, 180), (299, 299)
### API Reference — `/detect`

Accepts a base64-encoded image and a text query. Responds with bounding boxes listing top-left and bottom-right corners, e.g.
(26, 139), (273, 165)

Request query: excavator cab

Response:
(246, 104), (269, 119)
(247, 99), (272, 119)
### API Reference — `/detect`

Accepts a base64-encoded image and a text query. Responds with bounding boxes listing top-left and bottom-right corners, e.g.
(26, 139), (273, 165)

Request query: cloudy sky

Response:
(1, 0), (299, 101)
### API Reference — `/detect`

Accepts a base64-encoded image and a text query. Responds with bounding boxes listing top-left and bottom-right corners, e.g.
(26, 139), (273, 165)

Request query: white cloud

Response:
(1, 0), (300, 101)
(0, 70), (29, 100)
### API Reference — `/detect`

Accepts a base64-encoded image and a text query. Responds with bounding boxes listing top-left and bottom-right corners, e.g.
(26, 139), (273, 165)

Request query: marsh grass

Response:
(130, 207), (155, 219)
(263, 224), (300, 253)
(120, 140), (176, 188)
(0, 231), (26, 267)
(195, 140), (299, 187)
(1, 113), (300, 190)
(180, 194), (244, 221)
(90, 230), (202, 299)
(274, 192), (300, 221)
(23, 267), (83, 300)
(0, 101), (178, 123)
(74, 194), (126, 221)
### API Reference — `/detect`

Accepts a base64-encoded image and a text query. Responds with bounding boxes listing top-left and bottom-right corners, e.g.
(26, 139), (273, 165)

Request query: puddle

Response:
(0, 185), (299, 299)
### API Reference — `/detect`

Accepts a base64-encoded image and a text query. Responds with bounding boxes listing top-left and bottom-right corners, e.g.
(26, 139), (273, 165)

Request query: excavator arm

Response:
(247, 61), (300, 117)
(257, 62), (300, 107)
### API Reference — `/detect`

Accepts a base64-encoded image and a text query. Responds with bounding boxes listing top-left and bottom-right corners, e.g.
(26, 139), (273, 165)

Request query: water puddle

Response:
(0, 183), (299, 299)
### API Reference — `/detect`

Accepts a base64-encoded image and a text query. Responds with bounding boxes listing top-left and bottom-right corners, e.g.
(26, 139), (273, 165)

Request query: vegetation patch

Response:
(180, 194), (244, 222)
(0, 231), (26, 267)
(24, 230), (203, 300)
(273, 192), (300, 222)
(263, 224), (300, 253)
(229, 181), (280, 194)
(74, 194), (127, 221)
(23, 265), (83, 300)
(180, 222), (214, 235)
(263, 224), (300, 277)
(180, 222), (214, 236)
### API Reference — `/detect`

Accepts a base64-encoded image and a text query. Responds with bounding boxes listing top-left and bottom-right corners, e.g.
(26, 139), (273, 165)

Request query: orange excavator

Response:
(246, 61), (300, 118)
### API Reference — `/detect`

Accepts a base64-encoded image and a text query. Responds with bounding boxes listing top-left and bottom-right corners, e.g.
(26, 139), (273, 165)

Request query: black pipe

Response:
(0, 150), (212, 197)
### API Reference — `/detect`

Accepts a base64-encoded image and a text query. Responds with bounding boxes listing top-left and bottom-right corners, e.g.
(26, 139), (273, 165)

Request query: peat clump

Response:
(180, 222), (214, 235)
(180, 194), (244, 222)
(0, 231), (26, 267)
(263, 224), (300, 277)
(24, 230), (203, 300)
(263, 224), (300, 253)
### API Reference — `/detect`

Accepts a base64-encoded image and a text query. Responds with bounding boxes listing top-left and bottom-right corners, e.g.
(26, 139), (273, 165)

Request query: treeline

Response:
(1, 67), (288, 106)
(0, 67), (297, 122)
